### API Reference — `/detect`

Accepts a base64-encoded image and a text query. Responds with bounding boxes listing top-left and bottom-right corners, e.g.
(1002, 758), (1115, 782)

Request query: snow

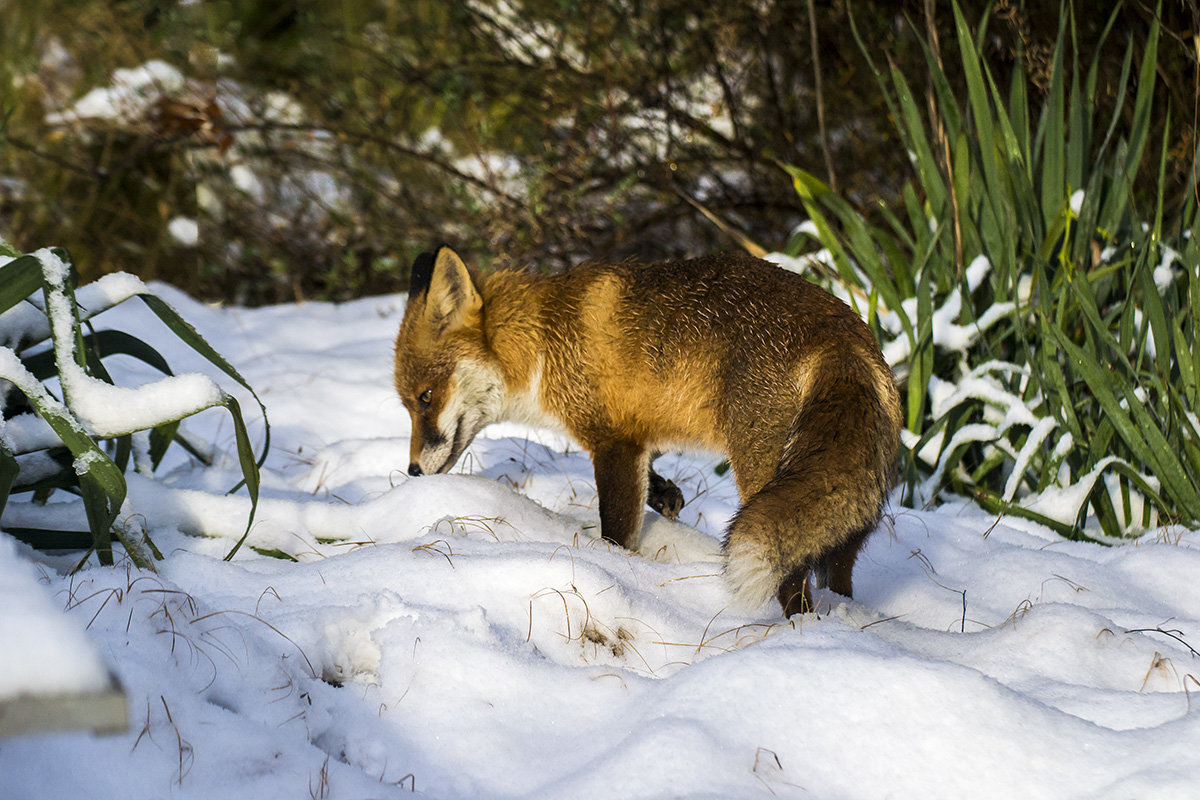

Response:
(44, 60), (185, 125)
(230, 164), (265, 201)
(168, 217), (199, 247)
(0, 535), (111, 697)
(1002, 416), (1056, 501)
(1155, 244), (1181, 292)
(879, 286), (1015, 368)
(2, 284), (1199, 799)
(1, 266), (152, 351)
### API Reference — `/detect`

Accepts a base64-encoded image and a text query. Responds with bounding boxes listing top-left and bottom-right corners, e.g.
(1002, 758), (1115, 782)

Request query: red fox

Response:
(393, 246), (902, 616)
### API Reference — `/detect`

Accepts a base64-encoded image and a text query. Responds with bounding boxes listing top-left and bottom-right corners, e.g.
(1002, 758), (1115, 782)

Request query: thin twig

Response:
(1126, 626), (1200, 658)
(922, 0), (963, 275)
(806, 0), (838, 193)
(671, 184), (768, 258)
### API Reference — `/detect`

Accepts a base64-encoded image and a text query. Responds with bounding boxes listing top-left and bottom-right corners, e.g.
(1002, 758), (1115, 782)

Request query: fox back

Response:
(394, 247), (902, 616)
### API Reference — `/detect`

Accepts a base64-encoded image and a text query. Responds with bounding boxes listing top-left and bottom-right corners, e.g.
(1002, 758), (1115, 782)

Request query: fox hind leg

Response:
(775, 526), (866, 617)
(814, 525), (870, 599)
(723, 384), (893, 617)
(776, 565), (813, 617)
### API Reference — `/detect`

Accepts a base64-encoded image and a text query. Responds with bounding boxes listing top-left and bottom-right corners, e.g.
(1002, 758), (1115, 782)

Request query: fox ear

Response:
(425, 247), (482, 335)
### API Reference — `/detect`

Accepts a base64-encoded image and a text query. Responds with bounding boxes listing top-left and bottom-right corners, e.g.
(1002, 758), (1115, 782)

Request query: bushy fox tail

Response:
(723, 361), (901, 615)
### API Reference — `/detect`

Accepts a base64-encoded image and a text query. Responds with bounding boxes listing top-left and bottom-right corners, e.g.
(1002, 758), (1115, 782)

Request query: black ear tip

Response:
(409, 248), (438, 295)
(409, 243), (459, 296)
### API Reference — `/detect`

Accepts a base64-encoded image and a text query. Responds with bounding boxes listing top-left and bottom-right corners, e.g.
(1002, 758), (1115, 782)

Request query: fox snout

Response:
(404, 369), (502, 476)
(407, 411), (463, 476)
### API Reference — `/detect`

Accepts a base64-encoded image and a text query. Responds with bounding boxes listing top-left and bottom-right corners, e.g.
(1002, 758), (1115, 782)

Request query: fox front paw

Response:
(647, 472), (684, 520)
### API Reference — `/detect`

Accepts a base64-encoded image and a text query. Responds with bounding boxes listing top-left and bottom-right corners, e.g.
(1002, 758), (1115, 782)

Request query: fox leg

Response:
(816, 526), (870, 598)
(647, 455), (683, 520)
(783, 527), (867, 616)
(591, 441), (649, 550)
(776, 566), (813, 617)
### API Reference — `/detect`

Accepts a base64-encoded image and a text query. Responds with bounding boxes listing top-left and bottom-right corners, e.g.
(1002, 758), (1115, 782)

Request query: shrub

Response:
(0, 239), (267, 565)
(787, 2), (1200, 539)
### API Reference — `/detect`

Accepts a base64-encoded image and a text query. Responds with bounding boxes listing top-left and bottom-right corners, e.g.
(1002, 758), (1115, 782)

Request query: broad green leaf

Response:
(23, 328), (175, 382)
(3, 528), (95, 550)
(0, 255), (43, 316)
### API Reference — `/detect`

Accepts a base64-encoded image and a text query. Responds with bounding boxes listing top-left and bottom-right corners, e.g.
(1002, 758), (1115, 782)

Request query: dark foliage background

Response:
(1, 0), (1196, 304)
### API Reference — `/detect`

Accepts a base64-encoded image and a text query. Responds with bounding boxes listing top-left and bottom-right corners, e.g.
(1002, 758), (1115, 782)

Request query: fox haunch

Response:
(393, 246), (902, 616)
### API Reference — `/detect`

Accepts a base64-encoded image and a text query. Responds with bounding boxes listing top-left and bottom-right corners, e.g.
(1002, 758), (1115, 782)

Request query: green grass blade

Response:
(890, 66), (947, 217)
(78, 472), (119, 565)
(951, 1), (1002, 220)
(137, 293), (271, 468)
(221, 395), (262, 561)
(1065, 5), (1089, 195)
(1052, 328), (1200, 520)
(0, 444), (17, 521)
(789, 167), (917, 344)
(149, 420), (182, 470)
(113, 523), (158, 571)
(1123, 10), (1160, 196)
(0, 352), (127, 511)
(1136, 249), (1171, 379)
(1040, 19), (1067, 230)
(1190, 210), (1200, 407)
(971, 486), (1083, 540)
(0, 393), (125, 500)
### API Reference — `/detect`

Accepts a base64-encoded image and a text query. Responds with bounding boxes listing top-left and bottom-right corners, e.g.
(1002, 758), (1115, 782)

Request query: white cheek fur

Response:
(417, 360), (506, 474)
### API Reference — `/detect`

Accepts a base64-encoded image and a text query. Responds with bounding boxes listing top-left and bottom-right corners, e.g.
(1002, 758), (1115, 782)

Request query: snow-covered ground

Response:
(2, 284), (1199, 799)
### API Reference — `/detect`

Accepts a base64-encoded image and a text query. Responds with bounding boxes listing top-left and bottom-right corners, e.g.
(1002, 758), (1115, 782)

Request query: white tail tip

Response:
(723, 538), (779, 611)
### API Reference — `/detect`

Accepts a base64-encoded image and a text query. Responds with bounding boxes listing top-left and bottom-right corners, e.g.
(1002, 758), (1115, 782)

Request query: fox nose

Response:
(408, 462), (423, 477)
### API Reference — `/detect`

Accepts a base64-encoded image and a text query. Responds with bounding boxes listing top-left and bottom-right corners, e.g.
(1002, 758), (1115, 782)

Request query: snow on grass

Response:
(2, 284), (1199, 799)
(35, 249), (227, 437)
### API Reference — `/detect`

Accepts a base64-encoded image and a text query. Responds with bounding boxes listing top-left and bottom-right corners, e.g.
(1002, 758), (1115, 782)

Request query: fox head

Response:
(393, 246), (505, 477)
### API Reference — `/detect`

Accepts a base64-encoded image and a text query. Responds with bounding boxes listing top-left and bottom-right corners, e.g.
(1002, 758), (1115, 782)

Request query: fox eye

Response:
(418, 389), (433, 408)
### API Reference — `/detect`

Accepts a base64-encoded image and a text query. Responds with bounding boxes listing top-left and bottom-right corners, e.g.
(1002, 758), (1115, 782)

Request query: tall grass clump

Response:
(0, 240), (267, 565)
(788, 2), (1200, 539)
